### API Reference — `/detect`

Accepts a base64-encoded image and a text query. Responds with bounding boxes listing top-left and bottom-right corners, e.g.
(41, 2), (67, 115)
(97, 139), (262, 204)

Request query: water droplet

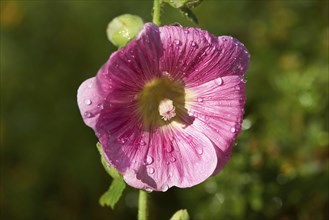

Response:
(120, 138), (127, 144)
(140, 140), (146, 146)
(169, 172), (173, 177)
(88, 84), (92, 88)
(84, 99), (92, 105)
(235, 85), (241, 90)
(127, 59), (131, 63)
(170, 157), (176, 162)
(197, 97), (203, 102)
(145, 155), (154, 165)
(215, 77), (223, 86)
(166, 143), (173, 153)
(166, 161), (170, 165)
(97, 103), (104, 109)
(147, 167), (155, 174)
(230, 127), (236, 133)
(161, 184), (169, 192)
(184, 30), (189, 34)
(84, 111), (93, 118)
(191, 42), (198, 48)
(174, 39), (181, 45)
(145, 187), (153, 193)
(196, 147), (203, 155)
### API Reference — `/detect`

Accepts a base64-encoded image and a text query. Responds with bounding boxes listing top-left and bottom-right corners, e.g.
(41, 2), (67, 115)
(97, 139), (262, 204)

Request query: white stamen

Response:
(158, 99), (176, 121)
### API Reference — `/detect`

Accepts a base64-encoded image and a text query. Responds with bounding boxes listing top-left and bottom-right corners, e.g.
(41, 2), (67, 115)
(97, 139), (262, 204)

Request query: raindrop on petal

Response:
(191, 42), (198, 48)
(184, 30), (189, 34)
(166, 143), (174, 153)
(197, 97), (203, 102)
(174, 39), (181, 45)
(215, 77), (223, 86)
(145, 155), (154, 165)
(145, 187), (153, 193)
(161, 184), (169, 192)
(140, 140), (146, 146)
(147, 167), (155, 174)
(84, 99), (92, 105)
(84, 111), (93, 118)
(196, 147), (203, 155)
(170, 157), (176, 162)
(97, 103), (104, 109)
(230, 127), (236, 133)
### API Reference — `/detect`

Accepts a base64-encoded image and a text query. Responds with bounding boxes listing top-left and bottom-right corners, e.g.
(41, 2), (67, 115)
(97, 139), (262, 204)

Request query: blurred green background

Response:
(1, 0), (328, 219)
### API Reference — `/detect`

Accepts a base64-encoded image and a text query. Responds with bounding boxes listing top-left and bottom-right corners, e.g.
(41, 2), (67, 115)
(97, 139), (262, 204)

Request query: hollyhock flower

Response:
(77, 23), (249, 192)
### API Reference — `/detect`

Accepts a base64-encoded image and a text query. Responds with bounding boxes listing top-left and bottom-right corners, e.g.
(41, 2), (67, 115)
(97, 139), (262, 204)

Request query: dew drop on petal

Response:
(174, 39), (181, 45)
(197, 97), (203, 102)
(230, 127), (236, 133)
(191, 42), (198, 48)
(145, 155), (154, 165)
(84, 99), (92, 105)
(84, 111), (93, 118)
(170, 157), (176, 163)
(147, 167), (155, 174)
(145, 187), (153, 193)
(97, 103), (104, 109)
(215, 77), (223, 86)
(161, 184), (169, 192)
(196, 147), (203, 155)
(166, 161), (170, 165)
(140, 139), (146, 146)
(184, 30), (189, 34)
(166, 143), (174, 153)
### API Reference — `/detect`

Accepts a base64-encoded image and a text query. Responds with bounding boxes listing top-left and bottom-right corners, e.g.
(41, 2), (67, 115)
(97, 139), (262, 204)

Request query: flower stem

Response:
(138, 190), (149, 220)
(152, 0), (161, 26)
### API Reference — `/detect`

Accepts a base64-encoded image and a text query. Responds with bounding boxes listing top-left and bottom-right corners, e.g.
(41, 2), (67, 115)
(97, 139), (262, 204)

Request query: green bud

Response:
(163, 0), (203, 9)
(106, 14), (144, 48)
(169, 209), (190, 220)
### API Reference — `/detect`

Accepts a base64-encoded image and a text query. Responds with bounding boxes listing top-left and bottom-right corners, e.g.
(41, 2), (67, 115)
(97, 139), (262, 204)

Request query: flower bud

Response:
(169, 209), (190, 220)
(163, 0), (203, 8)
(106, 14), (144, 48)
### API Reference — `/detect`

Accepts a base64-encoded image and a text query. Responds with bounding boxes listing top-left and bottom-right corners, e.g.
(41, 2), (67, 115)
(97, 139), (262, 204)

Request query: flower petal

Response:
(98, 122), (217, 191)
(100, 22), (163, 91)
(77, 77), (104, 129)
(159, 26), (250, 86)
(187, 74), (246, 173)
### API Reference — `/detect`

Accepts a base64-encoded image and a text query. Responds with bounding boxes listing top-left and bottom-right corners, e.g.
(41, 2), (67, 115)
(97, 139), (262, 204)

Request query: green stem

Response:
(138, 190), (149, 220)
(152, 0), (161, 26)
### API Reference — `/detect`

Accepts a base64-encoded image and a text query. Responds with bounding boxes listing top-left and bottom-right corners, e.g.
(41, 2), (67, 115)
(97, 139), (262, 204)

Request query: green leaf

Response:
(179, 7), (199, 24)
(99, 178), (126, 209)
(96, 142), (121, 179)
(169, 209), (190, 220)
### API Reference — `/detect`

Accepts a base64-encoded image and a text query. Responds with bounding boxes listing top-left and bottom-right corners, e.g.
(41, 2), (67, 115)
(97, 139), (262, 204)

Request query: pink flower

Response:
(77, 23), (250, 192)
